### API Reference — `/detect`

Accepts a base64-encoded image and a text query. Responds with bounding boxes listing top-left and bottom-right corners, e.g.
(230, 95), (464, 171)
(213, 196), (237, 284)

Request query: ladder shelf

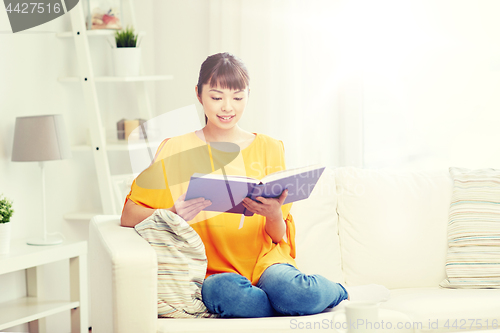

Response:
(59, 0), (171, 216)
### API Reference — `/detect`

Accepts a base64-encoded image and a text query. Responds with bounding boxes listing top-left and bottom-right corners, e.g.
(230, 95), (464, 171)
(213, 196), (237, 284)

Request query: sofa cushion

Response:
(381, 287), (500, 330)
(290, 167), (344, 284)
(157, 310), (336, 333)
(336, 167), (453, 289)
(440, 167), (500, 289)
(157, 303), (414, 333)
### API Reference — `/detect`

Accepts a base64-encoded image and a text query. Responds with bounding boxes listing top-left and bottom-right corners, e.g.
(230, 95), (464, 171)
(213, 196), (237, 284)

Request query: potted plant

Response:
(113, 25), (142, 76)
(0, 194), (14, 254)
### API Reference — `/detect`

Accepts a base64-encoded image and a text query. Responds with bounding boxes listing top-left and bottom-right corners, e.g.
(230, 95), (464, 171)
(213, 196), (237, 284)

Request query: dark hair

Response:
(197, 52), (250, 125)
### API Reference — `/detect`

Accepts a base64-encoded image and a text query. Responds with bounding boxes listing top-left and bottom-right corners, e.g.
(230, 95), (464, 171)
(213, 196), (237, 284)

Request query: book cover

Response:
(185, 164), (325, 217)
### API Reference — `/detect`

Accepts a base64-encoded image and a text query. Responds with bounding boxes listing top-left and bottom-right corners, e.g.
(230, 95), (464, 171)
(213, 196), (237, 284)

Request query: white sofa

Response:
(89, 167), (500, 333)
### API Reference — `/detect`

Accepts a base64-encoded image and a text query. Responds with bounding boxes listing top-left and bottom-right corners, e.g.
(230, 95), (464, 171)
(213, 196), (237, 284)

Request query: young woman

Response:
(121, 52), (389, 318)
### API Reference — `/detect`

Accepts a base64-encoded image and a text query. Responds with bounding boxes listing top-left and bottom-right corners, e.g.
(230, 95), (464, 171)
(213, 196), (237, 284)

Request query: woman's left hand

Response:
(242, 189), (288, 221)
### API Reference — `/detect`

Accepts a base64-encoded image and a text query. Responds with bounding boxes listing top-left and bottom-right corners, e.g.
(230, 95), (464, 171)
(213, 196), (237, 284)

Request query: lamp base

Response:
(27, 235), (63, 246)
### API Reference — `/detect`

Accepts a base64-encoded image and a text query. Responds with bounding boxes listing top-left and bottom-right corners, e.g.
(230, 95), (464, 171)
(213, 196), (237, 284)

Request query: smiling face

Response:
(196, 53), (250, 130)
(196, 83), (249, 130)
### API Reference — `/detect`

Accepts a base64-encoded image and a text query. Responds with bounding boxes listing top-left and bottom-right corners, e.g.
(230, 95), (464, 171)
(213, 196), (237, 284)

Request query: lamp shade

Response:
(12, 114), (72, 162)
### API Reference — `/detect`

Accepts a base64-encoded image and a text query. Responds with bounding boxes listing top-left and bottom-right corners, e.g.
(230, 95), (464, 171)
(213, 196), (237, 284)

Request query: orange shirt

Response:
(125, 131), (297, 285)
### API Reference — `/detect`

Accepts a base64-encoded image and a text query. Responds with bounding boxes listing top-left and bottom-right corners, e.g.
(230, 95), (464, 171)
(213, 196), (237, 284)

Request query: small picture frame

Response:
(87, 0), (122, 30)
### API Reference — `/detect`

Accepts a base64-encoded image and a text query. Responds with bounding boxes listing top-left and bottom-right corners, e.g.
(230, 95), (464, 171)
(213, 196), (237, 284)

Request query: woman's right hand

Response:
(172, 192), (212, 222)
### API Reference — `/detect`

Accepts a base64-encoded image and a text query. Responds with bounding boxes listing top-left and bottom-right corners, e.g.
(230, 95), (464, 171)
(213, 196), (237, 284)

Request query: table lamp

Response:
(11, 114), (72, 245)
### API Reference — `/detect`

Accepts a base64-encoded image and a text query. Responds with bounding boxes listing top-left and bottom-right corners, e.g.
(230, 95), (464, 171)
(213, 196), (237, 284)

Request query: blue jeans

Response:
(201, 263), (348, 318)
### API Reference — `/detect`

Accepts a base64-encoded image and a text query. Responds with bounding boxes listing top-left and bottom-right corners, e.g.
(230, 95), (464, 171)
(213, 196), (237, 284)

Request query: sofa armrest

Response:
(89, 215), (158, 333)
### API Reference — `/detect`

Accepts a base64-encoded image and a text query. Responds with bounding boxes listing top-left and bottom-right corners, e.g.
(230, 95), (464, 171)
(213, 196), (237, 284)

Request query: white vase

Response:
(113, 47), (142, 76)
(0, 223), (12, 255)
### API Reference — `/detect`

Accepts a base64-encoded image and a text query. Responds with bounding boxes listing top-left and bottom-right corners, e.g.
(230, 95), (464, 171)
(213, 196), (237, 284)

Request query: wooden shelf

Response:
(0, 239), (88, 331)
(59, 0), (164, 215)
(58, 75), (173, 83)
(72, 141), (162, 152)
(0, 240), (88, 275)
(0, 298), (79, 330)
(56, 30), (146, 38)
(63, 212), (101, 222)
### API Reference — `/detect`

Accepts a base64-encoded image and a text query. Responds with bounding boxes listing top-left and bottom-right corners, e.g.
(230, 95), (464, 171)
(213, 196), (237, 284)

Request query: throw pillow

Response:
(135, 209), (219, 317)
(440, 167), (500, 289)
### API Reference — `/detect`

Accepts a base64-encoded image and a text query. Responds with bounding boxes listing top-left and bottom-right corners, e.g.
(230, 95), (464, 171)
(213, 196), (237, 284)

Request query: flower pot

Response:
(113, 47), (142, 76)
(0, 223), (12, 255)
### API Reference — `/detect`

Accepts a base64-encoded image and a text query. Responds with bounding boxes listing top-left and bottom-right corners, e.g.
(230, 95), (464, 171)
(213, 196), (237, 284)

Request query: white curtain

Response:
(207, 0), (357, 169)
(355, 0), (500, 170)
(207, 0), (500, 171)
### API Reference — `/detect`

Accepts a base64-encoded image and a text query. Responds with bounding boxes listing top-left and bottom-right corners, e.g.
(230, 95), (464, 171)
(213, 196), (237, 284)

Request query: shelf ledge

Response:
(64, 212), (101, 222)
(0, 298), (79, 330)
(58, 75), (173, 83)
(56, 30), (146, 38)
(72, 141), (162, 152)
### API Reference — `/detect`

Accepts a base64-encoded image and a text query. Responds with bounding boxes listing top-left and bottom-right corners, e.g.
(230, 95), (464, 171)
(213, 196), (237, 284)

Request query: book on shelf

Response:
(185, 164), (325, 217)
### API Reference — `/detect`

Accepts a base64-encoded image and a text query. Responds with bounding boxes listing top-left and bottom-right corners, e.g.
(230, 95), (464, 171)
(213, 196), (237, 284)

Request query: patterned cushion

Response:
(440, 167), (500, 289)
(134, 209), (218, 317)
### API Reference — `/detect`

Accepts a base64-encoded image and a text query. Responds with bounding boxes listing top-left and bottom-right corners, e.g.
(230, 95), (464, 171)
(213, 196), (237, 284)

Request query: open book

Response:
(185, 164), (325, 217)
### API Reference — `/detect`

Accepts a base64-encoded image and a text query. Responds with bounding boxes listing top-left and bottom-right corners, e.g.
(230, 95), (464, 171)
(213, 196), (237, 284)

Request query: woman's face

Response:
(196, 82), (249, 130)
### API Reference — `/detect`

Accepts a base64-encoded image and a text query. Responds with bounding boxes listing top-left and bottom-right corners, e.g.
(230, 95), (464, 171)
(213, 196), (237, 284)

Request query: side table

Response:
(0, 239), (88, 333)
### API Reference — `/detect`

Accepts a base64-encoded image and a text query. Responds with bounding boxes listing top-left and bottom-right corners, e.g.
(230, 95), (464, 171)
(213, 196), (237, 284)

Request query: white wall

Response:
(153, 0), (210, 116)
(353, 0), (500, 169)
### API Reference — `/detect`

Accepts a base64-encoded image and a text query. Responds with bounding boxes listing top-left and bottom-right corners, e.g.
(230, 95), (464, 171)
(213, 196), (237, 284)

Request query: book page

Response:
(191, 173), (260, 184)
(260, 164), (324, 183)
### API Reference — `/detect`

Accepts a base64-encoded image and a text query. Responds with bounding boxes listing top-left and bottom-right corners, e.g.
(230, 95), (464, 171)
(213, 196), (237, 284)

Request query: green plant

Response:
(0, 194), (14, 224)
(115, 25), (138, 48)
